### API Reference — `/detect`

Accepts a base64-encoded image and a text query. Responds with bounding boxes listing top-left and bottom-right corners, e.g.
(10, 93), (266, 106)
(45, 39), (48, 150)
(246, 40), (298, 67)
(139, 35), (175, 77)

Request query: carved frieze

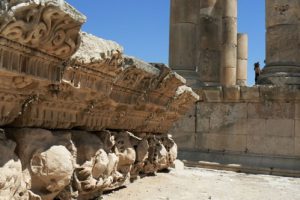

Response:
(0, 0), (86, 59)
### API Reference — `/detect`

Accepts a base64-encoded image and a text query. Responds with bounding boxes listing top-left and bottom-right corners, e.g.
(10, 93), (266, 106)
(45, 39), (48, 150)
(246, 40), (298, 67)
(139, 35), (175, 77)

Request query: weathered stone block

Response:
(265, 119), (295, 137)
(247, 136), (295, 156)
(296, 103), (300, 120)
(259, 85), (277, 100)
(240, 86), (260, 102)
(203, 87), (223, 102)
(247, 102), (295, 119)
(295, 137), (300, 156)
(173, 115), (195, 133)
(196, 117), (210, 133)
(259, 85), (279, 101)
(180, 106), (196, 118)
(197, 102), (247, 132)
(196, 133), (246, 152)
(223, 86), (241, 102)
(210, 103), (247, 129)
(274, 87), (299, 101)
(196, 102), (213, 117)
(172, 133), (196, 150)
(214, 119), (248, 135)
(247, 119), (266, 135)
(296, 120), (300, 138)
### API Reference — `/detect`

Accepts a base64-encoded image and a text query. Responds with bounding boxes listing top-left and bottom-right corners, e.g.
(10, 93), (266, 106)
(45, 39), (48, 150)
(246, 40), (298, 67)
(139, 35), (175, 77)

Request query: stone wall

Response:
(170, 85), (300, 171)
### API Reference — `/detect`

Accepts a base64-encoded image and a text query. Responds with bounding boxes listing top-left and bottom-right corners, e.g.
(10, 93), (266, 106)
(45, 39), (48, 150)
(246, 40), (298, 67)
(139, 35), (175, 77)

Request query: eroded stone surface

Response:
(0, 29), (198, 133)
(0, 0), (198, 199)
(0, 130), (27, 200)
(1, 128), (178, 200)
(0, 0), (86, 59)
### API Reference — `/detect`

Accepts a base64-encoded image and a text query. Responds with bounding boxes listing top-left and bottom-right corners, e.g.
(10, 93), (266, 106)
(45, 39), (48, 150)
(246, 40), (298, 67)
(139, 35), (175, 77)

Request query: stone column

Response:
(220, 0), (237, 86)
(236, 33), (248, 86)
(261, 0), (300, 85)
(169, 0), (200, 87)
(197, 0), (222, 86)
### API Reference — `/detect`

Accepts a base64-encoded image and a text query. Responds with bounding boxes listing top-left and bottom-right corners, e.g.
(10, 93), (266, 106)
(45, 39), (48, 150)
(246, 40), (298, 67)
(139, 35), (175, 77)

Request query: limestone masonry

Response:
(0, 0), (199, 199)
(169, 0), (300, 175)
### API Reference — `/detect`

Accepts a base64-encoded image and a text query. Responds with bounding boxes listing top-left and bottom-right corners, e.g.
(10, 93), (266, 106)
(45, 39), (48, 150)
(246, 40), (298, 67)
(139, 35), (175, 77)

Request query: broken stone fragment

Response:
(71, 32), (124, 66)
(0, 0), (86, 59)
(0, 129), (27, 200)
(7, 128), (75, 200)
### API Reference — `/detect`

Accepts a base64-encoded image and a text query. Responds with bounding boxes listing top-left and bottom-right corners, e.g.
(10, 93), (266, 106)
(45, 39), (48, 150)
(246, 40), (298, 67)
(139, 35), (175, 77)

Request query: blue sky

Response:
(66, 0), (265, 86)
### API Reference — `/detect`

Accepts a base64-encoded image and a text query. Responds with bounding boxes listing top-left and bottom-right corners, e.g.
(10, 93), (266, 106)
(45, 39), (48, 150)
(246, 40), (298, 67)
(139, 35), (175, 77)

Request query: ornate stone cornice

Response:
(0, 0), (86, 59)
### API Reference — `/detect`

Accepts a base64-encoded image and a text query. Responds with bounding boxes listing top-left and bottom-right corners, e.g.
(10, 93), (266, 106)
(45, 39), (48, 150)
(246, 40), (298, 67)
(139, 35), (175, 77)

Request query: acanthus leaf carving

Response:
(0, 2), (85, 59)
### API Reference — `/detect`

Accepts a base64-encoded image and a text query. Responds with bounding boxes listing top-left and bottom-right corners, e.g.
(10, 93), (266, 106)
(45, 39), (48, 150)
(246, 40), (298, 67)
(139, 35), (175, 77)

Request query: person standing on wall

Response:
(254, 62), (261, 84)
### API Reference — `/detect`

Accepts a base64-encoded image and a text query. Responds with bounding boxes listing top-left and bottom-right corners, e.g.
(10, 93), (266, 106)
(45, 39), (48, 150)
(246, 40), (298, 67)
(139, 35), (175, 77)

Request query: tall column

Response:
(197, 0), (222, 86)
(169, 0), (200, 87)
(220, 0), (237, 86)
(261, 0), (300, 85)
(236, 33), (248, 86)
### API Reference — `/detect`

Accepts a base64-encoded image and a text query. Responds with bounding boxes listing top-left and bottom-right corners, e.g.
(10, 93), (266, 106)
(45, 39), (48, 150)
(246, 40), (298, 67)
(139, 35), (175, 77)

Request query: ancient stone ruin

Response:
(1, 0), (300, 199)
(170, 0), (300, 176)
(0, 0), (199, 199)
(170, 0), (248, 87)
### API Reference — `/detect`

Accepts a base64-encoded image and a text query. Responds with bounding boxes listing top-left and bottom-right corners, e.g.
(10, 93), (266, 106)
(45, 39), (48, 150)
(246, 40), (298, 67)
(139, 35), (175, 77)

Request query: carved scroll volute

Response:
(0, 1), (86, 59)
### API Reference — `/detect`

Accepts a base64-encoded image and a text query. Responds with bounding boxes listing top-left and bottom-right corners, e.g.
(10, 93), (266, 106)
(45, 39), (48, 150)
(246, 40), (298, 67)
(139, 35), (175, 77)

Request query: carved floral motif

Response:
(0, 1), (85, 59)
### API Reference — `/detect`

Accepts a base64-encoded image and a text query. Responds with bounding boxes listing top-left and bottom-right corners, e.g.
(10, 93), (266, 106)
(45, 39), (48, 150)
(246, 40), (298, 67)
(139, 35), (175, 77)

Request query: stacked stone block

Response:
(170, 85), (300, 172)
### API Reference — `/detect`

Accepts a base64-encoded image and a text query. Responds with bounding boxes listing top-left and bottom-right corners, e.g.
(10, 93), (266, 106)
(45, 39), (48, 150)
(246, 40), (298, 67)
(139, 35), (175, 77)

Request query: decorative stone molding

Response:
(0, 1), (199, 199)
(0, 0), (86, 59)
(0, 30), (199, 133)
